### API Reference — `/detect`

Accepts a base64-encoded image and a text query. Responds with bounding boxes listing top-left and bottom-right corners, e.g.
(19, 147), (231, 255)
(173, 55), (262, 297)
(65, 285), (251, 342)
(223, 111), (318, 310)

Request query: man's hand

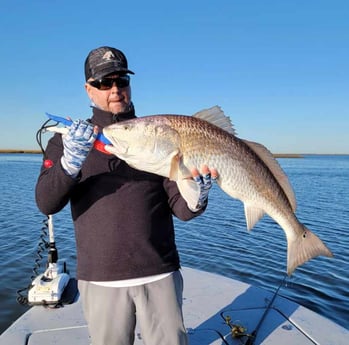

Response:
(61, 120), (98, 178)
(189, 165), (218, 211)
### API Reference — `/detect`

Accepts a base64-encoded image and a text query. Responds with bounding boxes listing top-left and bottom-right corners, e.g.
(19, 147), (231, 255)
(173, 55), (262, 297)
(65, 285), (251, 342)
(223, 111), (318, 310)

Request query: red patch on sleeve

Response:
(44, 159), (54, 169)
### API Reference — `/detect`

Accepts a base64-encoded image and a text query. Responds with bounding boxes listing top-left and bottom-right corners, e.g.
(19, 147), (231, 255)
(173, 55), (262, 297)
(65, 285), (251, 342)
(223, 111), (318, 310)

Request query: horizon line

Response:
(1, 149), (349, 157)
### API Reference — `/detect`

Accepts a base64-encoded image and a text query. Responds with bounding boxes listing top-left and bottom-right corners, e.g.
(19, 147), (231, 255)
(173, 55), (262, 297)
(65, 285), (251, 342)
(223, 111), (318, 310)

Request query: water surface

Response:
(0, 154), (348, 333)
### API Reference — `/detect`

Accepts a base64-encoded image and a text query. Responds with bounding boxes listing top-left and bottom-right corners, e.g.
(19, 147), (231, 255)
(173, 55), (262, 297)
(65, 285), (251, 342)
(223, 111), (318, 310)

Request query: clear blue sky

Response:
(1, 0), (348, 153)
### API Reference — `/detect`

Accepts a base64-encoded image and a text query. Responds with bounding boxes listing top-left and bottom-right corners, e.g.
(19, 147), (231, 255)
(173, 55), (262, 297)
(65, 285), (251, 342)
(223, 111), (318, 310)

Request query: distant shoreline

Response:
(0, 149), (42, 154)
(0, 150), (348, 158)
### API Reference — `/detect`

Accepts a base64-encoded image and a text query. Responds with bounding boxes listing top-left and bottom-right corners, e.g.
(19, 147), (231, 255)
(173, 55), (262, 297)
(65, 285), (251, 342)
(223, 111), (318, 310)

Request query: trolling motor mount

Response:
(27, 215), (70, 306)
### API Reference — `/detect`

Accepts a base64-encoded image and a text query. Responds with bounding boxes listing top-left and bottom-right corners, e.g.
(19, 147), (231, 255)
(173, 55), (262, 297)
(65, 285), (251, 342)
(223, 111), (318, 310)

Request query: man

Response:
(35, 46), (216, 345)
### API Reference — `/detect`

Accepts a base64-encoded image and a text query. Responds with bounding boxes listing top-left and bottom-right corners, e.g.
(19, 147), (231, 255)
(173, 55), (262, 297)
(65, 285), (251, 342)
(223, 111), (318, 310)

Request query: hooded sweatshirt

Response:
(35, 106), (204, 281)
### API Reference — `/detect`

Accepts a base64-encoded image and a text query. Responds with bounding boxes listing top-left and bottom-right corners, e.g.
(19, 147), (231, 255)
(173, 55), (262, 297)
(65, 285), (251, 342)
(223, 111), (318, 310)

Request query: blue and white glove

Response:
(189, 168), (217, 212)
(61, 120), (97, 178)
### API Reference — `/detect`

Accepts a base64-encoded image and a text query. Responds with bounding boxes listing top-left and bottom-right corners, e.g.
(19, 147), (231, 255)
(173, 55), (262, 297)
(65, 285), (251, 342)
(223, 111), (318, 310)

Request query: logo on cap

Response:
(102, 51), (116, 61)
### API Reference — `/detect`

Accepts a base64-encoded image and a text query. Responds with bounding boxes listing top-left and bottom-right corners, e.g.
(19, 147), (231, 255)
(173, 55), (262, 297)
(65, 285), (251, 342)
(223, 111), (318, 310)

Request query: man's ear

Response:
(85, 83), (94, 102)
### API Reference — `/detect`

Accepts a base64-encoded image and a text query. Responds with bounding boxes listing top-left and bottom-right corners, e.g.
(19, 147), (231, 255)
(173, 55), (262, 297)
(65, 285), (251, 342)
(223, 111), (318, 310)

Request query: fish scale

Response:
(169, 116), (284, 206)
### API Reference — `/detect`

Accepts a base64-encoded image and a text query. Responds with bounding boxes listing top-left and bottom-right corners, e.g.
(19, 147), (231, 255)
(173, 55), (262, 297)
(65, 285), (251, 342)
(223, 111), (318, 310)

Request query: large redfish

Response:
(103, 106), (332, 275)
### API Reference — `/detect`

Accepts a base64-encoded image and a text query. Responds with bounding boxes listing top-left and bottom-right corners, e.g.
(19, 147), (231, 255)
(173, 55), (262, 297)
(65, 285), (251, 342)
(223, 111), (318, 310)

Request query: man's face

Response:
(85, 74), (132, 114)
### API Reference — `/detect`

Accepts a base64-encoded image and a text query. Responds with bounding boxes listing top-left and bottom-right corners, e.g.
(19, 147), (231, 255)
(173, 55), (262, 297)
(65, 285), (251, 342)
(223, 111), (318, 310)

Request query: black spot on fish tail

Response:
(287, 224), (333, 275)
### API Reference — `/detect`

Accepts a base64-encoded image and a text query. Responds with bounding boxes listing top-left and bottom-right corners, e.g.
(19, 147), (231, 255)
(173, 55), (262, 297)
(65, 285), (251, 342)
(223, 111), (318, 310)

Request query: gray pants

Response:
(78, 271), (188, 345)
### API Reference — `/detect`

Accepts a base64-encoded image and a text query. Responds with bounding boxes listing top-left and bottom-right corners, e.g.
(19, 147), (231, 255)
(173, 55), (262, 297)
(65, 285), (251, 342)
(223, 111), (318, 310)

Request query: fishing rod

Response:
(245, 274), (288, 345)
(220, 274), (288, 344)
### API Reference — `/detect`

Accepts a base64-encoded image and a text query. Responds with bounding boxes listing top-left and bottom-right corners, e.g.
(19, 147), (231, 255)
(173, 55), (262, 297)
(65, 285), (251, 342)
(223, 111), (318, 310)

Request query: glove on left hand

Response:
(189, 171), (217, 212)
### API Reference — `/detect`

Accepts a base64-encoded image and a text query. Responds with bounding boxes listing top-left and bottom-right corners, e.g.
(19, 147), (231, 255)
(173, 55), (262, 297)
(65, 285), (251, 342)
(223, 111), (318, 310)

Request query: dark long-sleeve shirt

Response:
(35, 106), (203, 281)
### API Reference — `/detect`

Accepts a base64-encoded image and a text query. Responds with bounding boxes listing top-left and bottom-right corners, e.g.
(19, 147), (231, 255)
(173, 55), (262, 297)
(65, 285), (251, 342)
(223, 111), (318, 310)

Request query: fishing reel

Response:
(224, 315), (249, 339)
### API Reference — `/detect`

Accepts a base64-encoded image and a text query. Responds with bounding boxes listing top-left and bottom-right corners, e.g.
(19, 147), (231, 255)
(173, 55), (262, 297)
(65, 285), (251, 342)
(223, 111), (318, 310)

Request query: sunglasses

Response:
(88, 75), (130, 90)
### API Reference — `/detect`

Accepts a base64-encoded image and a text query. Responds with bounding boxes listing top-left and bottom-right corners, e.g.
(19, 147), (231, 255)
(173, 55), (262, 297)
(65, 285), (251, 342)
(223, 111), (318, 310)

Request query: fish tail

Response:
(287, 224), (333, 275)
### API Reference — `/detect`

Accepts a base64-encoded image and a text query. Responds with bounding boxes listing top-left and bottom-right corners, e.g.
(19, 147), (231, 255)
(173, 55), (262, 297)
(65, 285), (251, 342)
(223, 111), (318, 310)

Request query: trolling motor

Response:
(28, 215), (70, 305)
(16, 115), (82, 306)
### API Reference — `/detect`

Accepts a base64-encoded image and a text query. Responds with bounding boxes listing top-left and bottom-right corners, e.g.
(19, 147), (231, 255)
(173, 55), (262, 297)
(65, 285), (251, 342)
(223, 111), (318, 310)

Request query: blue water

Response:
(0, 153), (348, 334)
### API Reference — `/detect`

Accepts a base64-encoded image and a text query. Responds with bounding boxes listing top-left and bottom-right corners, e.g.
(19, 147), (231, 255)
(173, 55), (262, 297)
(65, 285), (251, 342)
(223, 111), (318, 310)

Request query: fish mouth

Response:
(103, 129), (128, 154)
(108, 138), (129, 155)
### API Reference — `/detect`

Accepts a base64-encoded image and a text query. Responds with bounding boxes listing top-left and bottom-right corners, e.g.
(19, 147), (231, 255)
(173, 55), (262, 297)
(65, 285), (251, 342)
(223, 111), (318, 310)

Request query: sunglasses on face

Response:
(88, 75), (130, 90)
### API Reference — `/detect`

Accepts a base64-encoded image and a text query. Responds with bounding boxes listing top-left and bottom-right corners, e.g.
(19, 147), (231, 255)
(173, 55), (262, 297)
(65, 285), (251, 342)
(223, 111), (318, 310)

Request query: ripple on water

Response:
(0, 154), (348, 333)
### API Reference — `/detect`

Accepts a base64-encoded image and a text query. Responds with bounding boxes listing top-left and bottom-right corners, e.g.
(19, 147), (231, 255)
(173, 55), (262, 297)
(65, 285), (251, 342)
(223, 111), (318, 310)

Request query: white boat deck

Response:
(1, 267), (348, 344)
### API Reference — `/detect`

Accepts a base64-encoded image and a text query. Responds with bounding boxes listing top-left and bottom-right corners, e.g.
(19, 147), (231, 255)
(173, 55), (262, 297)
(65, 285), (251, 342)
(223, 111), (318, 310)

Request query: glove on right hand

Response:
(61, 120), (97, 178)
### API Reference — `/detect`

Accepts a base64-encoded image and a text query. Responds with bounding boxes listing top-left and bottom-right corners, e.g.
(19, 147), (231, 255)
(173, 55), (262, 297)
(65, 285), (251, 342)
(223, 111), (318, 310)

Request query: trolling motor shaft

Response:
(47, 215), (58, 264)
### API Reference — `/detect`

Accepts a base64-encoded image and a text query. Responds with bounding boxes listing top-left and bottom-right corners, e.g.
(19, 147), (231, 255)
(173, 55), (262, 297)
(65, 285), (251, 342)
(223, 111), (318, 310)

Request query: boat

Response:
(1, 266), (348, 345)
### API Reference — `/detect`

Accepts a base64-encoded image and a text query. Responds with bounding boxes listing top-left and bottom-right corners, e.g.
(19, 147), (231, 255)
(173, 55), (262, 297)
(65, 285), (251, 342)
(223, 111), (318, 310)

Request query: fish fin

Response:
(176, 177), (201, 210)
(287, 224), (333, 275)
(125, 149), (180, 178)
(169, 153), (180, 181)
(243, 139), (297, 212)
(244, 204), (265, 230)
(171, 158), (201, 209)
(193, 106), (236, 135)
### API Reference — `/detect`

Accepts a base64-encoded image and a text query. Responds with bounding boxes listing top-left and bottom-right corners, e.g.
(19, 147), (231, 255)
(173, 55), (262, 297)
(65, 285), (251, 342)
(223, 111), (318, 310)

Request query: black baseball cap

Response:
(84, 46), (135, 81)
